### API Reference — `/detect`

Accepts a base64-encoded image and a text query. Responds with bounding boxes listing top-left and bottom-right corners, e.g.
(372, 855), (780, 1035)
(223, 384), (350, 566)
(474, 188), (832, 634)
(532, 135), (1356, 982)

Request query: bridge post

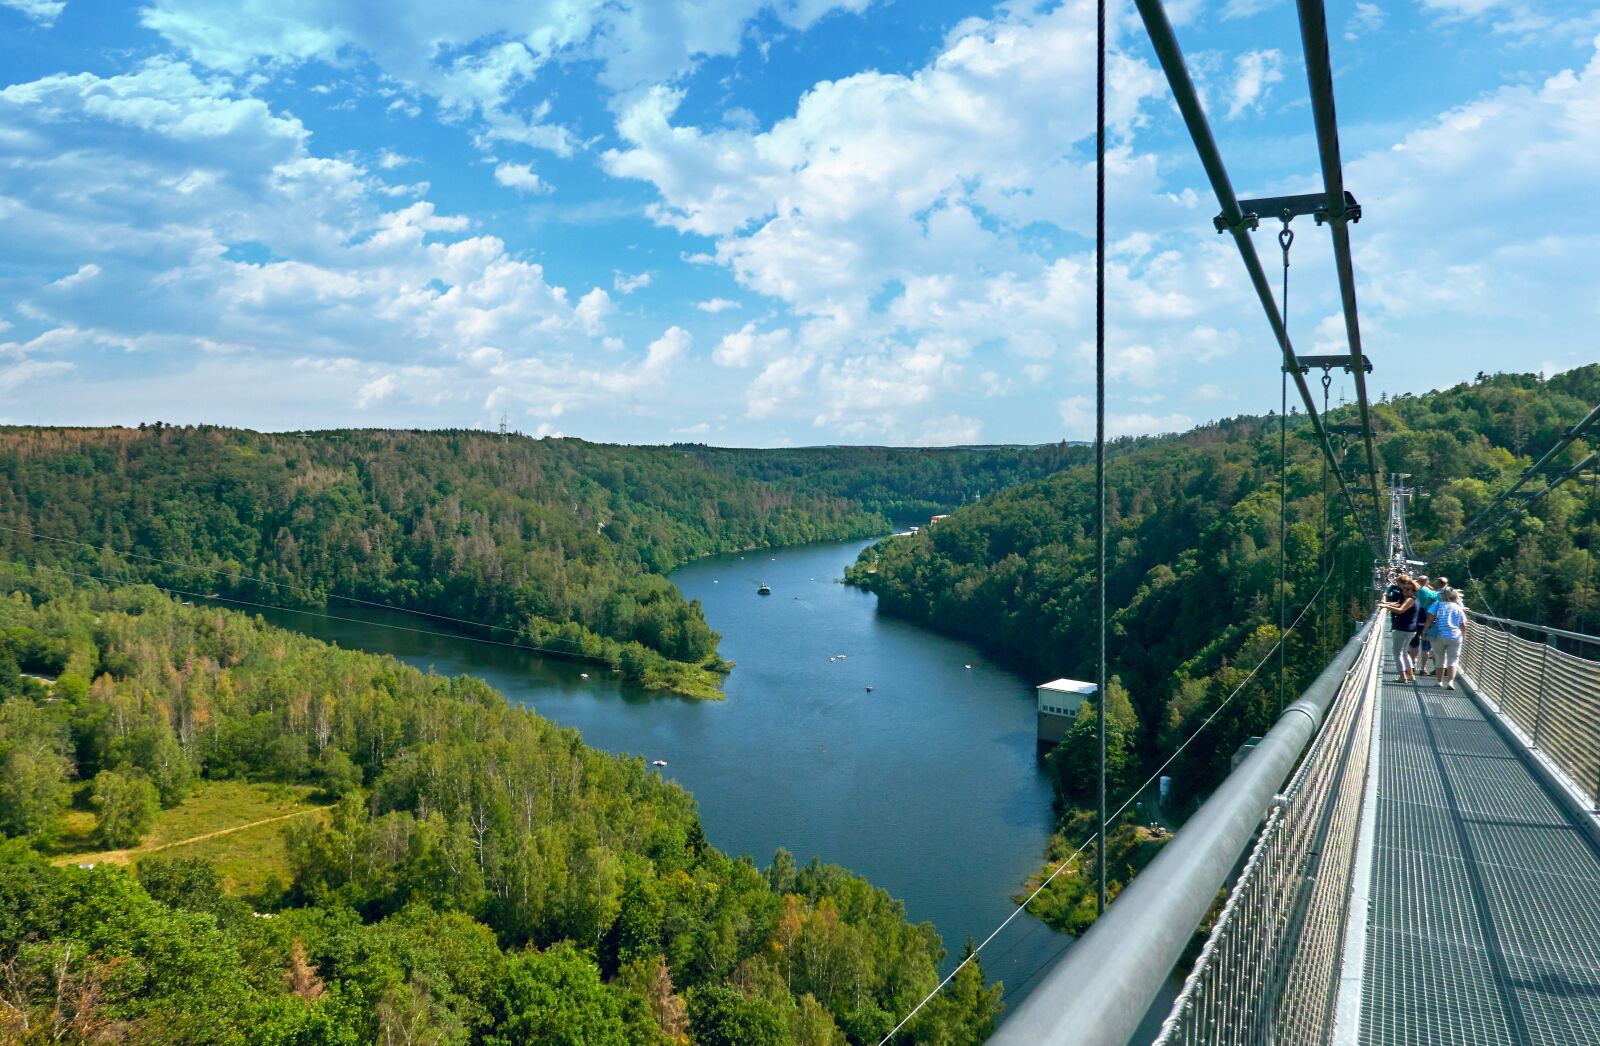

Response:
(1497, 624), (1514, 718)
(1533, 633), (1554, 750)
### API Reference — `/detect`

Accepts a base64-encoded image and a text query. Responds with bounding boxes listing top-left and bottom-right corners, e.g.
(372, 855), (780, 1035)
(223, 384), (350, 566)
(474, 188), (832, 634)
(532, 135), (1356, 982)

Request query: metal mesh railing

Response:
(1154, 618), (1383, 1046)
(1459, 616), (1600, 810)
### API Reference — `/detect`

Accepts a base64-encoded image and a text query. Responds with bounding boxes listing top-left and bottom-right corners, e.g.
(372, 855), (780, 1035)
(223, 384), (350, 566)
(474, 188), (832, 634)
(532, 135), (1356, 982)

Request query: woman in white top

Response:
(1428, 588), (1468, 689)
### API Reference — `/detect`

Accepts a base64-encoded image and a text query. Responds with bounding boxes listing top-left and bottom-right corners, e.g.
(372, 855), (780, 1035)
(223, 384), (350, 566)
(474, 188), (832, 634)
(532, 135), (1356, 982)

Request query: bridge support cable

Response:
(1435, 448), (1600, 566)
(1126, 0), (1383, 561)
(1279, 225), (1292, 714)
(1095, 0), (1109, 918)
(990, 618), (1380, 1046)
(1431, 401), (1600, 562)
(1294, 0), (1385, 516)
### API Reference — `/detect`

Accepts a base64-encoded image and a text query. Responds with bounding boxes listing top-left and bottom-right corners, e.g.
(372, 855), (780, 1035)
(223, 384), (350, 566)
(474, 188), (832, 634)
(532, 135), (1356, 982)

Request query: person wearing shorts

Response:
(1379, 576), (1420, 683)
(1428, 588), (1467, 689)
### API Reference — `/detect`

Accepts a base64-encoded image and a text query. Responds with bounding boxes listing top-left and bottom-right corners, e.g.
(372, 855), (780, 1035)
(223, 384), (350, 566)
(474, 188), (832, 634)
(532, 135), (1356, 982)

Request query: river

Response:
(244, 537), (1079, 1008)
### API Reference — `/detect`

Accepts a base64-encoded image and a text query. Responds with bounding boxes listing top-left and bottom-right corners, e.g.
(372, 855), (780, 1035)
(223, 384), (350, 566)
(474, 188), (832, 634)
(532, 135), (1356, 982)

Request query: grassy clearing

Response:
(52, 780), (330, 897)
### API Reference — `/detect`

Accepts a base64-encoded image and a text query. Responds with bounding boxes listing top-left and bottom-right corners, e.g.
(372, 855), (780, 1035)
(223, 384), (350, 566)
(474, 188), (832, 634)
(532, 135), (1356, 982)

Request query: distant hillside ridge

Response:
(0, 426), (899, 698)
(666, 442), (1092, 520)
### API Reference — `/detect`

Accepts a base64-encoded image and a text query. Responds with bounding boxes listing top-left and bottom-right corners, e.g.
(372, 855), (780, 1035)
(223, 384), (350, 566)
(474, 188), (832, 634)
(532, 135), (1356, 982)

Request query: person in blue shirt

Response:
(1413, 575), (1440, 673)
(1428, 587), (1468, 689)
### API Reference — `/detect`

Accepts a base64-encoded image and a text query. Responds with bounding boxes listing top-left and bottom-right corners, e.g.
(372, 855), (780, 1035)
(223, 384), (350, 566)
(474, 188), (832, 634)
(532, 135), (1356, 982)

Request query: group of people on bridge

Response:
(1379, 572), (1468, 688)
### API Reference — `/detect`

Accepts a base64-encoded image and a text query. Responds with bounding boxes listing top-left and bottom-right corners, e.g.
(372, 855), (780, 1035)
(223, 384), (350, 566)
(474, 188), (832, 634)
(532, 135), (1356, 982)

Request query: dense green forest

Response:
(0, 426), (905, 699)
(847, 367), (1600, 929)
(666, 444), (1089, 521)
(0, 566), (1000, 1044)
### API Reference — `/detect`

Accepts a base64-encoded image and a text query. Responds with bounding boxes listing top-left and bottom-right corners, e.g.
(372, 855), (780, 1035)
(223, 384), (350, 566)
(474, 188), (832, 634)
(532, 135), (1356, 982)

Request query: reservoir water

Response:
(245, 537), (1075, 1005)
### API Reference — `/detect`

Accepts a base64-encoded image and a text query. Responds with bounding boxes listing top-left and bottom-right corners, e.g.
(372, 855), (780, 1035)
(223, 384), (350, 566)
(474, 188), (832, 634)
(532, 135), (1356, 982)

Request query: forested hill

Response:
(0, 566), (1001, 1042)
(0, 426), (904, 698)
(847, 367), (1598, 901)
(667, 443), (1090, 520)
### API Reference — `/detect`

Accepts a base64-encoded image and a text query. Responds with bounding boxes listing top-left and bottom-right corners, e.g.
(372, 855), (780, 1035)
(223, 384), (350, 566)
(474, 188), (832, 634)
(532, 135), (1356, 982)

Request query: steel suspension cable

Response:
(1278, 219), (1292, 714)
(1433, 448), (1600, 564)
(1431, 401), (1600, 561)
(1095, 0), (1109, 918)
(1321, 373), (1332, 660)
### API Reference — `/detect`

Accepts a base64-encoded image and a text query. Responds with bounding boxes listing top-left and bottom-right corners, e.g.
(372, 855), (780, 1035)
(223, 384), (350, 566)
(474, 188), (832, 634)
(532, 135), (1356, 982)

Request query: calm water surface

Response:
(248, 537), (1076, 1003)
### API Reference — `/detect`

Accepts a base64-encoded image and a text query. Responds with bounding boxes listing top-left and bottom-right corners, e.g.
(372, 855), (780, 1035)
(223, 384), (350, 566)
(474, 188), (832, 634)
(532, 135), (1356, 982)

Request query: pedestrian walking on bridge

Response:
(1428, 588), (1467, 689)
(1379, 575), (1421, 683)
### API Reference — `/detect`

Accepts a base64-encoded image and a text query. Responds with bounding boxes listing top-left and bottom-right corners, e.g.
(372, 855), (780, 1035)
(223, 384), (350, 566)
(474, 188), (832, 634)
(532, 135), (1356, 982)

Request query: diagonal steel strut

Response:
(1132, 0), (1383, 559)
(1296, 0), (1386, 520)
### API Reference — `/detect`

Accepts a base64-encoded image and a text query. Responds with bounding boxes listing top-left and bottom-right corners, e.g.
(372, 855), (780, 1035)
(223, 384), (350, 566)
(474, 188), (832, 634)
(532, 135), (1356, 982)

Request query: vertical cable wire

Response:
(1280, 370), (1288, 713)
(1321, 374), (1331, 659)
(1095, 0), (1109, 916)
(1278, 222), (1291, 714)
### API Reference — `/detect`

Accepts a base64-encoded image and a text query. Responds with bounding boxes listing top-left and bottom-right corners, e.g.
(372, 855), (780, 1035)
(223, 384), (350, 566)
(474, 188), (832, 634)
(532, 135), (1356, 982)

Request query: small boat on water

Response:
(865, 685), (874, 692)
(580, 672), (590, 679)
(651, 759), (668, 767)
(757, 582), (771, 595)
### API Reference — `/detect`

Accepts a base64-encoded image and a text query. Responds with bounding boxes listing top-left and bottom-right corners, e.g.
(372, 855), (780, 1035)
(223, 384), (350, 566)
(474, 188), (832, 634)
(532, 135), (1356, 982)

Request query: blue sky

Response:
(1, 0), (1596, 446)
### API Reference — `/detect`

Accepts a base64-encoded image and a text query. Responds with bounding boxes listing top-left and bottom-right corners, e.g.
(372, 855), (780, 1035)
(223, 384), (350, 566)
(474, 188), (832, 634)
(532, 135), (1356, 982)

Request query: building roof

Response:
(1037, 678), (1097, 695)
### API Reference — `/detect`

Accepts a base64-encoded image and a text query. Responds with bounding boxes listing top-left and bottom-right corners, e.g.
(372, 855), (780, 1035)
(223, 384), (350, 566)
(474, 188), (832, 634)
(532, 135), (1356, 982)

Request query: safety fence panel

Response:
(1154, 620), (1383, 1046)
(1462, 618), (1600, 810)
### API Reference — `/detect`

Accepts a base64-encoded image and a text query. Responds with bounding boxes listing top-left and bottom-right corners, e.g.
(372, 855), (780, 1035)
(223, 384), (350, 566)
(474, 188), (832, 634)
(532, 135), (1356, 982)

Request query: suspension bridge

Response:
(984, 476), (1600, 1044)
(952, 0), (1600, 1038)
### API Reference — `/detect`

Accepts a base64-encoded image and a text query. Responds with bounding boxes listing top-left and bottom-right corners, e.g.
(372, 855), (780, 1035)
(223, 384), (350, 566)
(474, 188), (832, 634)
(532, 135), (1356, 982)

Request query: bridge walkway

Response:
(1361, 671), (1600, 1045)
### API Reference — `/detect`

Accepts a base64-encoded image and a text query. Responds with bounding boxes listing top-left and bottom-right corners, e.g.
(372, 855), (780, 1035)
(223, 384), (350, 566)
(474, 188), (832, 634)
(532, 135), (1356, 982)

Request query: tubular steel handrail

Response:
(1458, 616), (1600, 810)
(989, 618), (1381, 1046)
(1467, 611), (1600, 649)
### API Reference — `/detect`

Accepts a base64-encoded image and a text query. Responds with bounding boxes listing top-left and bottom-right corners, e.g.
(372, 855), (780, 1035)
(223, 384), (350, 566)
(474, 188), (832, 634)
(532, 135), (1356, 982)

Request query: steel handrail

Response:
(989, 618), (1378, 1045)
(1469, 612), (1600, 649)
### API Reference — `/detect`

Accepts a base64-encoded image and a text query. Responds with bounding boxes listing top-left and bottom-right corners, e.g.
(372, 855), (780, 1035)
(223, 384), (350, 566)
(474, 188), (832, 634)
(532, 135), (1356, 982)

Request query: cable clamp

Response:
(1213, 211), (1260, 235)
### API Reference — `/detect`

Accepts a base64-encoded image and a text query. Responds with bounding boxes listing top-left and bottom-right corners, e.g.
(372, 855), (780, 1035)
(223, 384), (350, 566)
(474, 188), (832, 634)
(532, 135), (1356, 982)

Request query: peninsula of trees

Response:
(0, 566), (1001, 1043)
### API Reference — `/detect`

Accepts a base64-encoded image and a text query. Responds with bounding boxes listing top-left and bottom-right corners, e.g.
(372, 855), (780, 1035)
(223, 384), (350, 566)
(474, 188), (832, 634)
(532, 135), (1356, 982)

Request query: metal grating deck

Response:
(1361, 676), (1600, 1045)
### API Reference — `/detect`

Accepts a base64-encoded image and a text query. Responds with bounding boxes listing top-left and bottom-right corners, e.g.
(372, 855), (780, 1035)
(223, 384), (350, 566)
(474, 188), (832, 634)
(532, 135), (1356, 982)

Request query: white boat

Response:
(651, 759), (668, 767)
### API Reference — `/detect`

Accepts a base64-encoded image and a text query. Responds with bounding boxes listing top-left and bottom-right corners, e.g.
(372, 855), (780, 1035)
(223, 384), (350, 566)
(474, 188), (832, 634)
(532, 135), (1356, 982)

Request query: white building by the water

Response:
(1036, 678), (1096, 745)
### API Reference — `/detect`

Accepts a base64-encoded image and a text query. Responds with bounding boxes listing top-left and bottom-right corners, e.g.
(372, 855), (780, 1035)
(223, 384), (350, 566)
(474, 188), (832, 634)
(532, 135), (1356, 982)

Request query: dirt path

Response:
(57, 806), (324, 867)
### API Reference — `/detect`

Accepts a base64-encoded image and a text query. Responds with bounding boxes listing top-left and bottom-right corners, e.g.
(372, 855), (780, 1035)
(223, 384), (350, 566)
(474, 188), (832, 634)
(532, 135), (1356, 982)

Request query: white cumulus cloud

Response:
(493, 162), (549, 193)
